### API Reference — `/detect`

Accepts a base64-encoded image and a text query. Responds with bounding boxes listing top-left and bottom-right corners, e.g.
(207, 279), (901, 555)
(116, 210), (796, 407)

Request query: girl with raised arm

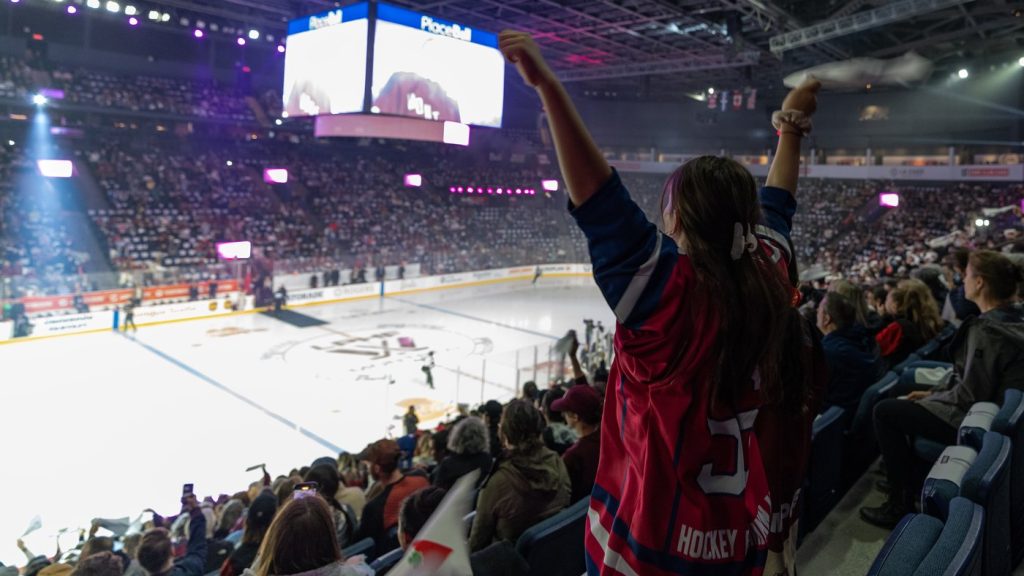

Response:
(500, 31), (820, 576)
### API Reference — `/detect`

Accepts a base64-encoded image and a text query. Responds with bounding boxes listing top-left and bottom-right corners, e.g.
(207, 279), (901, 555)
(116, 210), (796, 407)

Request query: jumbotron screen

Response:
(370, 4), (504, 128)
(283, 4), (369, 118)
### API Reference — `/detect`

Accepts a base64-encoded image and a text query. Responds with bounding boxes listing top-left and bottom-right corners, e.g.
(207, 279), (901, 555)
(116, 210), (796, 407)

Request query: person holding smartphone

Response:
(136, 486), (207, 576)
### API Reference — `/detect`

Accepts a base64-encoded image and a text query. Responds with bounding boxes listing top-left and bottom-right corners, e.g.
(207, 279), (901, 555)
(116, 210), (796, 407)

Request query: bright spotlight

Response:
(248, 29), (259, 40)
(38, 160), (73, 178)
(958, 68), (969, 79)
(1018, 56), (1024, 67)
(124, 4), (136, 15)
(160, 12), (169, 21)
(147, 9), (159, 19)
(236, 37), (246, 46)
(707, 87), (715, 95)
(105, 1), (119, 13)
(274, 119), (282, 126)
(32, 93), (47, 106)
(975, 218), (984, 226)
(193, 29), (204, 38)
(128, 16), (138, 26)
(86, 0), (99, 7)
(277, 45), (285, 54)
(66, 5), (76, 13)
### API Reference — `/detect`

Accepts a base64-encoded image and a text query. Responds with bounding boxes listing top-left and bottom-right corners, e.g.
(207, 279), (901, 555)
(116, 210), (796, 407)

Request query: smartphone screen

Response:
(293, 481), (318, 500)
(182, 483), (194, 497)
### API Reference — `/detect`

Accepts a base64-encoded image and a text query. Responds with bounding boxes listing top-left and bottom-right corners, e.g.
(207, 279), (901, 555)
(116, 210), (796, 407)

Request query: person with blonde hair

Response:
(875, 278), (943, 368)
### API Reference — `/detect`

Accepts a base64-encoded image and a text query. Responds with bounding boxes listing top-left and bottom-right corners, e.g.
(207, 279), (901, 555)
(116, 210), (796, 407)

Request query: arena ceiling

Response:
(101, 0), (1024, 98)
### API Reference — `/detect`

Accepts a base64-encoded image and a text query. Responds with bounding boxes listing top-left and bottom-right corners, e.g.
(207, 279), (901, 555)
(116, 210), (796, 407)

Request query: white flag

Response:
(387, 470), (479, 576)
(22, 516), (43, 538)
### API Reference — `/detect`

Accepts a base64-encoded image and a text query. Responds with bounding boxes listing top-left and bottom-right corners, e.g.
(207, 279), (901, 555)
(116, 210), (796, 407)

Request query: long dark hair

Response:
(251, 498), (341, 576)
(661, 156), (794, 410)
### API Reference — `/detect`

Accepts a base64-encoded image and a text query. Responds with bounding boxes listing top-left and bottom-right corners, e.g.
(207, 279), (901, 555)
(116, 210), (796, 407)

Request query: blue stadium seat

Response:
(868, 497), (983, 576)
(922, 431), (1011, 576)
(914, 339), (940, 361)
(369, 547), (404, 575)
(991, 389), (1024, 567)
(957, 402), (1000, 451)
(515, 497), (588, 576)
(803, 406), (847, 535)
(341, 537), (375, 561)
(913, 437), (948, 464)
(921, 446), (977, 519)
(891, 353), (922, 374)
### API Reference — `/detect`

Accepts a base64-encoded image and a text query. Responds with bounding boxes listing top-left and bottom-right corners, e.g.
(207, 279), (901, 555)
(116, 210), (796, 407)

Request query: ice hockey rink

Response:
(0, 277), (614, 566)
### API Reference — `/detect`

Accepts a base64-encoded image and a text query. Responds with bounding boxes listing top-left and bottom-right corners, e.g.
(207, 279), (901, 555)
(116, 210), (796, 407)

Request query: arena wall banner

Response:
(615, 160), (1023, 182)
(131, 298), (238, 326)
(31, 311), (115, 337)
(18, 280), (239, 316)
(286, 282), (381, 307)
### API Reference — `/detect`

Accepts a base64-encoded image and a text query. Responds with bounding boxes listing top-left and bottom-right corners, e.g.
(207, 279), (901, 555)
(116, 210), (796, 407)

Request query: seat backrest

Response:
(892, 353), (922, 374)
(921, 446), (977, 520)
(992, 388), (1024, 566)
(368, 547), (404, 575)
(515, 497), (589, 576)
(913, 497), (984, 576)
(957, 402), (999, 451)
(804, 406), (848, 533)
(915, 339), (940, 360)
(341, 537), (375, 561)
(960, 431), (1012, 576)
(851, 371), (899, 441)
(867, 512), (943, 576)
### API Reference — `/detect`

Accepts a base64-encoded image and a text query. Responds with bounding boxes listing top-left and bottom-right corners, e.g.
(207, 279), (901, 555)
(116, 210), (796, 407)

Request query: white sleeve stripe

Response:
(613, 233), (663, 325)
(754, 224), (792, 261)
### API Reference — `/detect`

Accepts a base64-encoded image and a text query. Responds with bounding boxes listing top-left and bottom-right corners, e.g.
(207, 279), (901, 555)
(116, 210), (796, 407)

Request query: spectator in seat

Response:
(817, 292), (885, 411)
(355, 439), (429, 555)
(520, 381), (539, 407)
(468, 399), (570, 552)
(245, 498), (372, 576)
(220, 491), (276, 576)
(481, 400), (504, 458)
(304, 464), (357, 549)
(831, 279), (882, 335)
(397, 487), (529, 576)
(862, 250), (1024, 527)
(875, 278), (942, 369)
(551, 382), (602, 503)
(942, 248), (981, 325)
(540, 386), (577, 455)
(71, 553), (123, 576)
(137, 493), (207, 576)
(432, 416), (493, 490)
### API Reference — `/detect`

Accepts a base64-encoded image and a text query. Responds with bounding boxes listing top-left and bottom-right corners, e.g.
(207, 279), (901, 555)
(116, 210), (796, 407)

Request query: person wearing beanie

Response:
(220, 491), (277, 576)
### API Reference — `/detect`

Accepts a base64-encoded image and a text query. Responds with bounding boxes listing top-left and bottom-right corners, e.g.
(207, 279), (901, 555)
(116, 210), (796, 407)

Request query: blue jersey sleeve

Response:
(569, 169), (678, 329)
(755, 186), (797, 266)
